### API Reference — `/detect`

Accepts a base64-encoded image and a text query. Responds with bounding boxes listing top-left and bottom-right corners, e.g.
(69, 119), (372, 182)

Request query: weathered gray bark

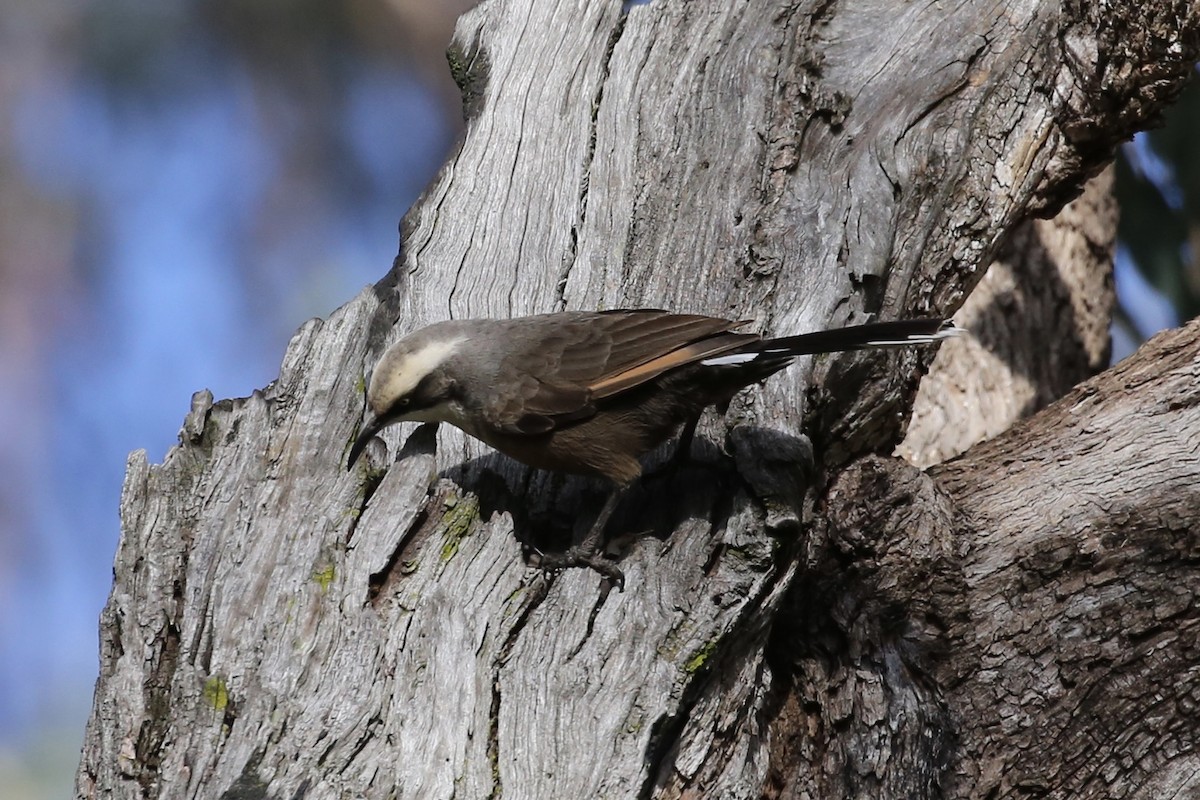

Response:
(77, 1), (1199, 799)
(901, 165), (1117, 467)
(769, 318), (1200, 799)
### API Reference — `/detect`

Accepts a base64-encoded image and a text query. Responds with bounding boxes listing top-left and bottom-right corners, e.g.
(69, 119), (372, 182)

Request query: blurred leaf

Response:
(1115, 73), (1200, 323)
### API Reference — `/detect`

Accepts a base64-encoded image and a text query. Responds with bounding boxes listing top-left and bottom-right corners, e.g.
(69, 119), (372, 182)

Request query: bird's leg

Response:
(639, 417), (699, 489)
(670, 415), (700, 466)
(536, 485), (628, 589)
(659, 402), (723, 475)
(670, 401), (729, 468)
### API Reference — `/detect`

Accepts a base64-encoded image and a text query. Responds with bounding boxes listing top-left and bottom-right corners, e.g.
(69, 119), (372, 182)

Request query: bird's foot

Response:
(531, 545), (625, 591)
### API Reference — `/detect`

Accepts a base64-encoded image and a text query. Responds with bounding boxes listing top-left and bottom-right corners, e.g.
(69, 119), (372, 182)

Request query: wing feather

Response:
(483, 310), (753, 434)
(588, 331), (753, 398)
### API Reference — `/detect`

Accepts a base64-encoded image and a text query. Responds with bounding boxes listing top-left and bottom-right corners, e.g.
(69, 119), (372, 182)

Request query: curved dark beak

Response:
(347, 414), (386, 470)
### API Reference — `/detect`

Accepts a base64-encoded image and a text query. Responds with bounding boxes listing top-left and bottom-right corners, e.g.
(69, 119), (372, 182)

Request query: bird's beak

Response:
(347, 413), (387, 470)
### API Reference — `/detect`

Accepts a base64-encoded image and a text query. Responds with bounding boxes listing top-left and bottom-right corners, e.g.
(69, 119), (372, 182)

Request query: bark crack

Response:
(367, 507), (429, 606)
(487, 578), (552, 799)
(345, 462), (386, 546)
(567, 580), (619, 659)
(135, 612), (183, 797)
(337, 714), (382, 774)
(638, 497), (787, 798)
(557, 10), (628, 308)
(895, 35), (990, 146)
(132, 503), (199, 797)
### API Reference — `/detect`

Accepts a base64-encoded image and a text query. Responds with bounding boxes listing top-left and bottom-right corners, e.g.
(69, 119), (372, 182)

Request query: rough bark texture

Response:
(766, 318), (1200, 800)
(901, 165), (1117, 467)
(77, 1), (1199, 799)
(936, 318), (1200, 798)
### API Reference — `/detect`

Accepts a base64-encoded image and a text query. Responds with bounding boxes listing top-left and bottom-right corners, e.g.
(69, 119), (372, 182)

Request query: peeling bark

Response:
(78, 1), (1200, 799)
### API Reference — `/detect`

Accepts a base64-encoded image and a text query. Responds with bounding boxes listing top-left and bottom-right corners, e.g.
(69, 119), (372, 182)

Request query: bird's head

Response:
(347, 328), (466, 469)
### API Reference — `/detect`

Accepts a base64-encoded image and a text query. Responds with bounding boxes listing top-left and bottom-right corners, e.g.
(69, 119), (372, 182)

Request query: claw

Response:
(535, 546), (625, 591)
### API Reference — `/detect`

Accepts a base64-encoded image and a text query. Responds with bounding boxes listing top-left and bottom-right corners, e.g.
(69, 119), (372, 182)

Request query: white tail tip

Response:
(865, 323), (965, 347)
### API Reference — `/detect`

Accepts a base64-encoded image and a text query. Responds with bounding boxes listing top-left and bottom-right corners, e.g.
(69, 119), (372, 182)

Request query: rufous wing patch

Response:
(551, 311), (752, 387)
(588, 331), (755, 398)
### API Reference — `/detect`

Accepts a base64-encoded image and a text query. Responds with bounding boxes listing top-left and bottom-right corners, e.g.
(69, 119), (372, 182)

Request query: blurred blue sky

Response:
(7, 51), (445, 711)
(0, 2), (462, 796)
(0, 4), (1193, 799)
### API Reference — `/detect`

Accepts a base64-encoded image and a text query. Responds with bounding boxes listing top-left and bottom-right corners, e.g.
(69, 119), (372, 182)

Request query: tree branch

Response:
(77, 1), (1200, 798)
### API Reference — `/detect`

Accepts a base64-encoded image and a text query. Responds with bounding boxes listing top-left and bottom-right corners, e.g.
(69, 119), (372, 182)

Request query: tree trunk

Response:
(77, 1), (1200, 798)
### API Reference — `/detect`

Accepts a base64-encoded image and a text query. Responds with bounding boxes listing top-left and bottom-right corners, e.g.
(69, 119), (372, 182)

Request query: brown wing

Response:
(574, 310), (753, 388)
(587, 330), (756, 397)
(484, 310), (755, 435)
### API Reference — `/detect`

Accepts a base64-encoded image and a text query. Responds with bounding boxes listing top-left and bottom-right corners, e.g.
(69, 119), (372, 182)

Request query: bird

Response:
(347, 309), (959, 585)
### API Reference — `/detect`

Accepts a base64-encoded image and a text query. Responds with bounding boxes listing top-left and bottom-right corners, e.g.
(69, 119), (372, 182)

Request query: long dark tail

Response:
(762, 318), (961, 356)
(699, 318), (960, 369)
